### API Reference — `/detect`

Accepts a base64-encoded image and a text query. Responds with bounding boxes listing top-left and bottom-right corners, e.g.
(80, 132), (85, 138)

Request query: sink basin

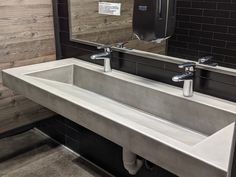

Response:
(28, 64), (207, 146)
(3, 58), (236, 177)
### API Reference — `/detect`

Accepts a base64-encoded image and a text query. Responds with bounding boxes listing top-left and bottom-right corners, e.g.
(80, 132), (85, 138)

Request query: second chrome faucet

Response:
(91, 45), (112, 72)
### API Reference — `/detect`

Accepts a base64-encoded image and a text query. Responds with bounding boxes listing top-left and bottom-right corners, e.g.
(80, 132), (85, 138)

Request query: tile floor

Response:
(0, 129), (112, 177)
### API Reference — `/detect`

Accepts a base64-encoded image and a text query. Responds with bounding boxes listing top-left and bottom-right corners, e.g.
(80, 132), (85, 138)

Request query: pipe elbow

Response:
(122, 148), (143, 175)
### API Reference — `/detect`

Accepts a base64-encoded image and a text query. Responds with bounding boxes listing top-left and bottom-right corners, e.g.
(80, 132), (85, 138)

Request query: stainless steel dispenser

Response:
(133, 0), (176, 41)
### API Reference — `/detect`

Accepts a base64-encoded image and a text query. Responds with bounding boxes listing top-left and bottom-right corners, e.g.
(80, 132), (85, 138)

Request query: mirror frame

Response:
(113, 47), (236, 77)
(68, 0), (102, 47)
(68, 0), (236, 77)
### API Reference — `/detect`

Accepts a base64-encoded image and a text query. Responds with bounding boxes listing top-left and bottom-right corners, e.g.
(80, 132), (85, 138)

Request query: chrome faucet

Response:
(172, 62), (196, 97)
(198, 56), (218, 67)
(90, 45), (112, 72)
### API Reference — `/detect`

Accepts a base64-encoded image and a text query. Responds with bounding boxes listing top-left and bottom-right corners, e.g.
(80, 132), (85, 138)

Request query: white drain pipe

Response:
(122, 148), (143, 175)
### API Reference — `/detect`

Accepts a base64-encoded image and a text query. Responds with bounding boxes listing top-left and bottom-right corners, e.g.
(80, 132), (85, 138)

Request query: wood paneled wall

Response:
(0, 0), (56, 133)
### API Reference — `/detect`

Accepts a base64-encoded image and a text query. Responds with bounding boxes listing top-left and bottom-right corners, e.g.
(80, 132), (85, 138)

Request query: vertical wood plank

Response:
(0, 0), (56, 133)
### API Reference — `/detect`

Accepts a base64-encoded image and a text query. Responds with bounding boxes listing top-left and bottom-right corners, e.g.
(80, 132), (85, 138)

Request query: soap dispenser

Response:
(133, 0), (176, 41)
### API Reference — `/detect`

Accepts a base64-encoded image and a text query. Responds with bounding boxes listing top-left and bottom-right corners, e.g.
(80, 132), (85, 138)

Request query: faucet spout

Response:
(90, 52), (110, 60)
(172, 72), (194, 82)
(172, 62), (196, 97)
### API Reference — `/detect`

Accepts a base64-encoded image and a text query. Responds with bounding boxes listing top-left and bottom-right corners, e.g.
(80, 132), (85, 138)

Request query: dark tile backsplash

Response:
(168, 0), (236, 69)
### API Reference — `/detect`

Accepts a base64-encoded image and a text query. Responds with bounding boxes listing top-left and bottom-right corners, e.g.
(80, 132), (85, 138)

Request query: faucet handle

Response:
(198, 56), (218, 67)
(116, 42), (128, 48)
(198, 56), (213, 64)
(97, 45), (112, 53)
(178, 62), (196, 72)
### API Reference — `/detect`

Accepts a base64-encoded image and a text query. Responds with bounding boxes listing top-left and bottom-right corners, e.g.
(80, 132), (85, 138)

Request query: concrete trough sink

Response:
(2, 58), (236, 177)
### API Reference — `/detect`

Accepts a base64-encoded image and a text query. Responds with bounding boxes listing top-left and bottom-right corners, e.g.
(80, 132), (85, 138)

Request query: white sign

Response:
(98, 2), (121, 16)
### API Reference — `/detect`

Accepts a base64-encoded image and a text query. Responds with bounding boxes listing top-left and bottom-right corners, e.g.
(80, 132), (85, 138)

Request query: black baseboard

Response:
(36, 116), (177, 177)
(0, 123), (36, 139)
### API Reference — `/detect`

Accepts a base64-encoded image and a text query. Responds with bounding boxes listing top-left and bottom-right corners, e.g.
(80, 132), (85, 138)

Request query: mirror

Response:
(69, 0), (167, 55)
(68, 0), (236, 71)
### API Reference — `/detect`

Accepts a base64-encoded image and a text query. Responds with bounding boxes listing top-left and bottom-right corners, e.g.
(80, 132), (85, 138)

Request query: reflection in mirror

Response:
(69, 0), (167, 55)
(69, 0), (133, 44)
(69, 0), (236, 70)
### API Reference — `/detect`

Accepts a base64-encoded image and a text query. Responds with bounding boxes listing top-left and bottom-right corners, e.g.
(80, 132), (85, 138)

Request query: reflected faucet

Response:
(198, 56), (218, 67)
(172, 62), (196, 97)
(90, 45), (112, 72)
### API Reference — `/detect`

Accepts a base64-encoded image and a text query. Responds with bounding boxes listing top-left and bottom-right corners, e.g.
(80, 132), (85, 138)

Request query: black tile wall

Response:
(168, 0), (236, 69)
